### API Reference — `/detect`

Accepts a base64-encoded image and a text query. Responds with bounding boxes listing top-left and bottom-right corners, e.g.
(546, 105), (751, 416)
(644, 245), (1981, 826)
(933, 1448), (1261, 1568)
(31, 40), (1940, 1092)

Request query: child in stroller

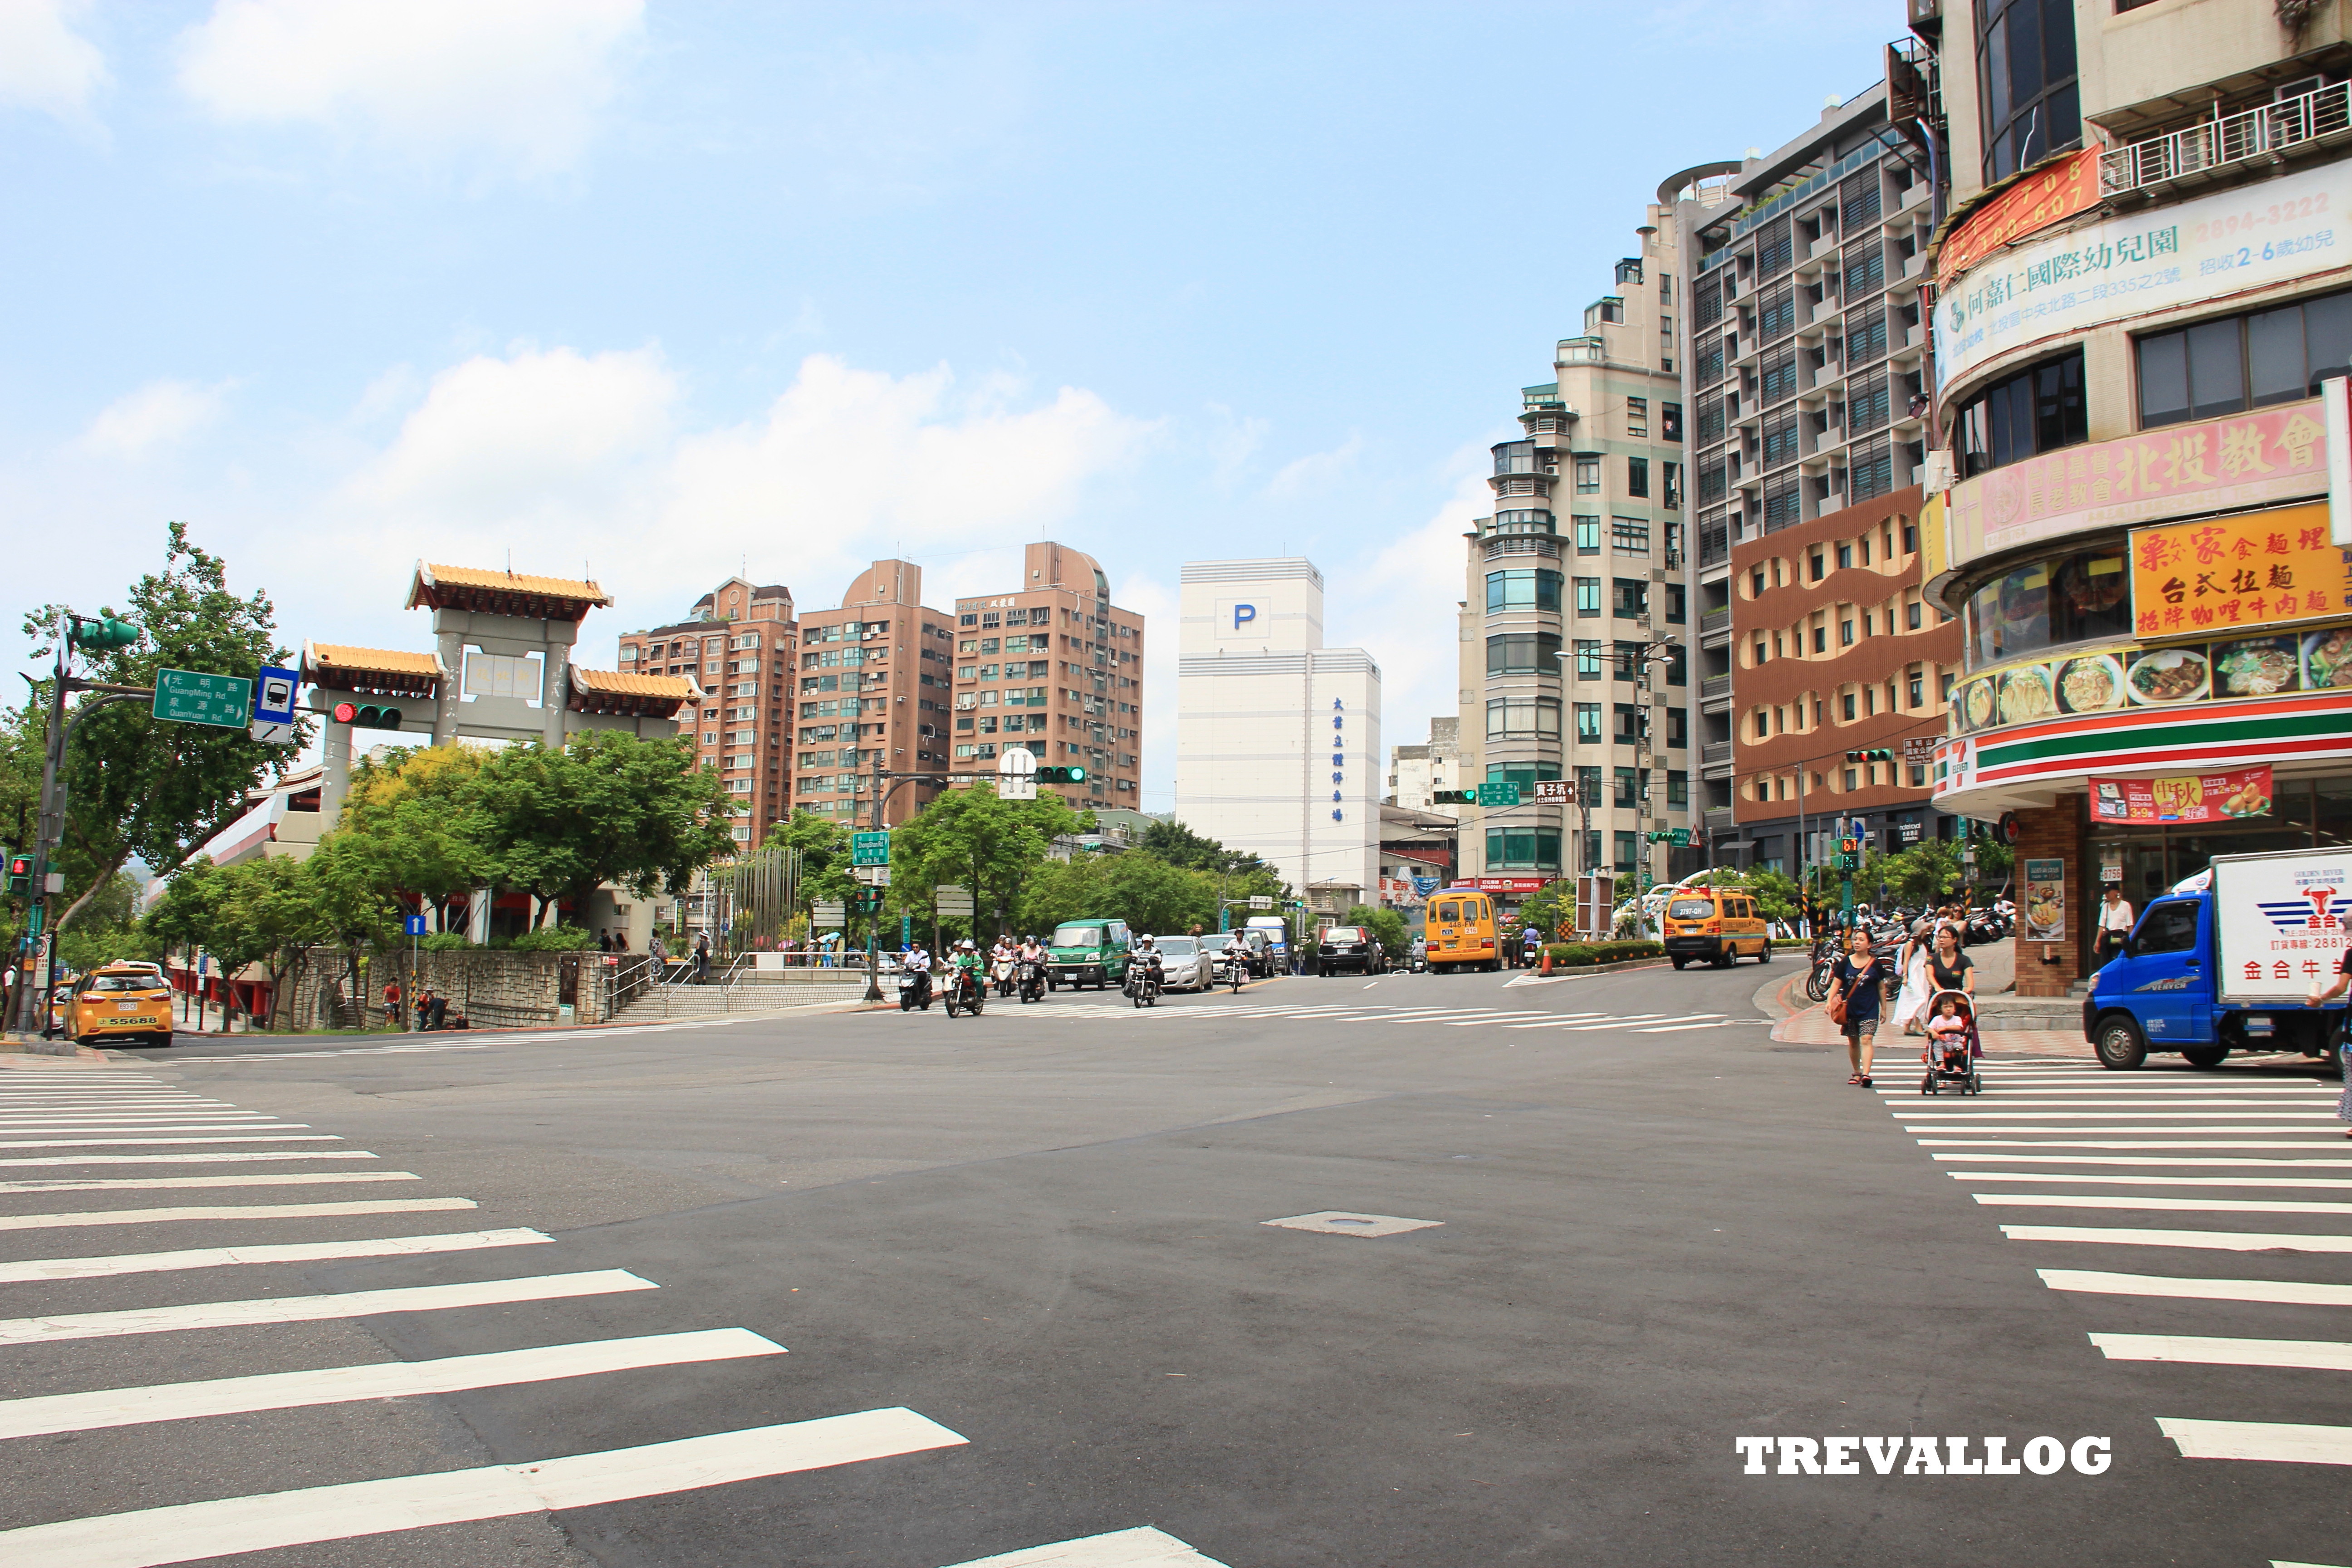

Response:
(1919, 990), (1982, 1096)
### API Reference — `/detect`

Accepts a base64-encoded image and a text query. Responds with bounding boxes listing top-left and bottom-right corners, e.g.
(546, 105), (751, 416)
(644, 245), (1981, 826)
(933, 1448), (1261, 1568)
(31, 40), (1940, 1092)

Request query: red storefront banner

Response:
(1472, 876), (1554, 893)
(2090, 765), (2274, 824)
(1935, 145), (2102, 290)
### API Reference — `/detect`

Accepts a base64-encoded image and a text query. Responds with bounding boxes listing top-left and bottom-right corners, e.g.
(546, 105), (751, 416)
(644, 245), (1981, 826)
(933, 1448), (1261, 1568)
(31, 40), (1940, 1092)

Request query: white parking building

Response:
(1175, 558), (1381, 911)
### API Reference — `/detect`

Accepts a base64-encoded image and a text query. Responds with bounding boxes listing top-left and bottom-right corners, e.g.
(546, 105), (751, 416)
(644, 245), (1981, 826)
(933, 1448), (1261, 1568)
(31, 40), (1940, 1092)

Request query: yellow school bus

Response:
(1426, 886), (1500, 973)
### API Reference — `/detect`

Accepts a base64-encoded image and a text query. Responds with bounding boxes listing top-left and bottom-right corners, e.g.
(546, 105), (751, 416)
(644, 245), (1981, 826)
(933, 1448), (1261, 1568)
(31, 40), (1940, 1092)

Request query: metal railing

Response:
(1701, 741), (1734, 766)
(2102, 80), (2351, 197)
(1701, 673), (1733, 701)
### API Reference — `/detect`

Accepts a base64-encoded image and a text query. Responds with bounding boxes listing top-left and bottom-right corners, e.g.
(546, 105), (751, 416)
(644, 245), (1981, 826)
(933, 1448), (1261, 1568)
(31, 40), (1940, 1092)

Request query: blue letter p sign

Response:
(1233, 603), (1255, 631)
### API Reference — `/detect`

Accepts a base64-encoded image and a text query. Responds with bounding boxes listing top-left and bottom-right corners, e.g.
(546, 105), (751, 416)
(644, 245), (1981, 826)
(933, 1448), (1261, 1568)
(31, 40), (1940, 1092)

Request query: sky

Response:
(1, 0), (1904, 816)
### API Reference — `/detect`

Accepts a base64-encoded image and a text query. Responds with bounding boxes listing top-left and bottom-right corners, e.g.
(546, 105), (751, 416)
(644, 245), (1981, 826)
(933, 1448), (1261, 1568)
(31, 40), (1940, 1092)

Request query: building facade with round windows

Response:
(1924, 0), (2352, 995)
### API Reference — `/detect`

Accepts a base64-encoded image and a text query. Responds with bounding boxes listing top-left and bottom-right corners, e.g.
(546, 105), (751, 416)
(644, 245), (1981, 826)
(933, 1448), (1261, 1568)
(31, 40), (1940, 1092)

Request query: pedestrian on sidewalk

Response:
(2304, 948), (2352, 1139)
(2094, 887), (2134, 970)
(413, 988), (436, 1032)
(382, 978), (402, 1028)
(1829, 929), (1891, 1087)
(693, 932), (711, 983)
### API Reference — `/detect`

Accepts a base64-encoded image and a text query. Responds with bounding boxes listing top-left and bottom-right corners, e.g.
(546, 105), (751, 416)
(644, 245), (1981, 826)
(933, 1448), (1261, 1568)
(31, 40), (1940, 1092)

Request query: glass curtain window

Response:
(1485, 632), (1563, 675)
(2138, 290), (2352, 427)
(1486, 569), (1565, 612)
(1955, 350), (2086, 477)
(1977, 0), (2080, 183)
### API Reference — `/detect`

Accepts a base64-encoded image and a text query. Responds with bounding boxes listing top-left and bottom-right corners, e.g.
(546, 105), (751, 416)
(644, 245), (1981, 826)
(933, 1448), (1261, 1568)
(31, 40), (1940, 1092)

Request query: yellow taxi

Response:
(1662, 888), (1773, 970)
(1426, 886), (1500, 973)
(63, 964), (176, 1047)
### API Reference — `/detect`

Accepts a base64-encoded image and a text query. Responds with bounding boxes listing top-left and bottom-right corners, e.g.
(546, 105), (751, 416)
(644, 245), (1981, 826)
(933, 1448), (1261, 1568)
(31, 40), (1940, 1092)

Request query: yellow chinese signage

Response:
(2128, 502), (2352, 637)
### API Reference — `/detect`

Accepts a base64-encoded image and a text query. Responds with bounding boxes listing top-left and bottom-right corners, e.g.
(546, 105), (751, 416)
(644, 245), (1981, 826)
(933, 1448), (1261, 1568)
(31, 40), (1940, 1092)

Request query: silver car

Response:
(1149, 936), (1214, 991)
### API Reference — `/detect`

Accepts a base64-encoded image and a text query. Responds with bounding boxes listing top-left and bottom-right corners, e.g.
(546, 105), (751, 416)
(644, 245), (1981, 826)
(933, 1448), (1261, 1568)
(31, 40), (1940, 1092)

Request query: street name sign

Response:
(153, 669), (253, 730)
(1532, 779), (1574, 804)
(1248, 894), (1274, 910)
(935, 885), (975, 918)
(851, 831), (891, 866)
(812, 901), (847, 928)
(1475, 782), (1521, 807)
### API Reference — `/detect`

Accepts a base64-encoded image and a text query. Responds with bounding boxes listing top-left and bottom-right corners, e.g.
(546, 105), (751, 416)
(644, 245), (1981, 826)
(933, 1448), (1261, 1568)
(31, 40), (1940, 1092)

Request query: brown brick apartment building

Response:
(950, 542), (1143, 812)
(617, 578), (798, 847)
(1729, 485), (1963, 871)
(794, 559), (959, 828)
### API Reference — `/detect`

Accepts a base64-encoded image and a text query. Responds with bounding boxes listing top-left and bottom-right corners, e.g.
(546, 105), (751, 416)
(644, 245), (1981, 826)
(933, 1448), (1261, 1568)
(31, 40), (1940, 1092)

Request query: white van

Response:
(1245, 916), (1289, 973)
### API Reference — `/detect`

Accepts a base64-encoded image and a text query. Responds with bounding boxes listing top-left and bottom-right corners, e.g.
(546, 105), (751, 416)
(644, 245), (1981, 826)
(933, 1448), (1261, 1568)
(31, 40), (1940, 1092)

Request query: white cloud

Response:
(77, 379), (232, 459)
(1264, 433), (1363, 496)
(0, 0), (107, 121)
(175, 0), (644, 177)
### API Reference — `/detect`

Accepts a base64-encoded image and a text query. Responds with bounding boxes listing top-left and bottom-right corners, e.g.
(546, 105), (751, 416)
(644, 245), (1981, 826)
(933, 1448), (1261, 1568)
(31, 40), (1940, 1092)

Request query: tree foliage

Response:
(1137, 817), (1268, 877)
(763, 808), (854, 911)
(1341, 903), (1409, 954)
(891, 785), (1087, 939)
(147, 855), (323, 1027)
(21, 523), (305, 927)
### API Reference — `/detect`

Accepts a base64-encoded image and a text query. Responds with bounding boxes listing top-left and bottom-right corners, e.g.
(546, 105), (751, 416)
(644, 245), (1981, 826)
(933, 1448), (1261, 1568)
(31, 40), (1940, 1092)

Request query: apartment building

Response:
(1455, 212), (1696, 900)
(1387, 716), (1461, 815)
(798, 559), (958, 827)
(616, 577), (797, 845)
(951, 542), (1144, 813)
(1675, 61), (1947, 865)
(1922, 0), (2352, 995)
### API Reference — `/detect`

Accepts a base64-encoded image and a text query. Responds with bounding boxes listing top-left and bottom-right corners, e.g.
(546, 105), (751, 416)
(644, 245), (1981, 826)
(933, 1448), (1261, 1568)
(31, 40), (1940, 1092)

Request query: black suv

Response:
(1317, 926), (1385, 975)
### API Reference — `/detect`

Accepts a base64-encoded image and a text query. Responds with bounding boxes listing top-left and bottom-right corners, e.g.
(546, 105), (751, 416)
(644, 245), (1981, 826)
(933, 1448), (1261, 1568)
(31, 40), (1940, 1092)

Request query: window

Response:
(1662, 584), (1685, 626)
(1907, 598), (1923, 630)
(1760, 346), (1798, 407)
(1664, 642), (1687, 686)
(1612, 517), (1650, 554)
(1809, 551), (1826, 582)
(1614, 830), (1638, 872)
(1575, 701), (1602, 742)
(1836, 543), (1853, 571)
(1574, 515), (1602, 554)
(1762, 410), (1798, 469)
(2137, 290), (2352, 426)
(1812, 624), (1828, 653)
(1667, 709), (1688, 748)
(1843, 244), (1885, 300)
(1848, 369), (1891, 436)
(1486, 632), (1564, 675)
(1626, 397), (1649, 438)
(1613, 640), (1644, 681)
(1848, 435), (1896, 503)
(1754, 638), (1769, 664)
(1662, 462), (1682, 510)
(1695, 393), (1725, 444)
(1843, 767), (1858, 790)
(1908, 667), (1925, 706)
(1841, 691), (1857, 720)
(1485, 828), (1563, 870)
(1956, 350), (2086, 476)
(1753, 708), (1771, 740)
(1977, 0), (2081, 183)
(1840, 618), (1856, 646)
(1575, 639), (1603, 680)
(1966, 549), (2132, 662)
(1763, 472), (1800, 531)
(1698, 457), (1729, 506)
(1575, 457), (1602, 493)
(1626, 457), (1649, 497)
(1756, 281), (1797, 345)
(1615, 705), (1648, 746)
(1667, 770), (1689, 807)
(1486, 568), (1565, 613)
(1486, 696), (1563, 739)
(1575, 577), (1602, 617)
(2131, 899), (2200, 956)
(1662, 402), (1682, 441)
(1845, 305), (1888, 368)
(1612, 578), (1648, 619)
(1614, 768), (1640, 807)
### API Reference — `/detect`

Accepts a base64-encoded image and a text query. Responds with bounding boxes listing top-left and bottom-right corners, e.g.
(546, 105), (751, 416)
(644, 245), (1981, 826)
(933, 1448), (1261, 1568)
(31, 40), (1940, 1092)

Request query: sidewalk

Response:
(1757, 967), (2089, 1059)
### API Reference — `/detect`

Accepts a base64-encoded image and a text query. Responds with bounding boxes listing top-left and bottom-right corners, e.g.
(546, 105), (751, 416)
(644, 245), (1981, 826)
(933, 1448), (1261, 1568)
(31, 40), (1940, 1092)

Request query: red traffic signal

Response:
(331, 702), (405, 731)
(5, 855), (31, 896)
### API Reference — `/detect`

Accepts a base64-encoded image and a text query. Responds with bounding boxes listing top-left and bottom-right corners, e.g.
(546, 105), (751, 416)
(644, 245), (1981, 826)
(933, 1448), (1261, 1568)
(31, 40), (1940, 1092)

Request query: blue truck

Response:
(2086, 846), (2352, 1071)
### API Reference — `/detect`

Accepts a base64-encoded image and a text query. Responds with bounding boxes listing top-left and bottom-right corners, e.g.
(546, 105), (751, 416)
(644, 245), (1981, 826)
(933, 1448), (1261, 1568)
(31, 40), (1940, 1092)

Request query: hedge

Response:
(1538, 940), (1664, 967)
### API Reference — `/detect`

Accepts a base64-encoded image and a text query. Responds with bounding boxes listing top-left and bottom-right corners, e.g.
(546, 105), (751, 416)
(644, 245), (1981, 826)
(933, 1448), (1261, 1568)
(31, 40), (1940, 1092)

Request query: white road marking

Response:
(2158, 1417), (2352, 1465)
(1900, 1111), (2341, 1120)
(0, 1172), (422, 1195)
(2002, 1225), (2352, 1253)
(0, 1268), (657, 1345)
(0, 1137), (340, 1150)
(0, 1152), (377, 1169)
(1558, 1014), (1680, 1030)
(0, 1327), (784, 1440)
(1902, 1125), (2334, 1135)
(1917, 1139), (2352, 1151)
(2040, 1269), (2352, 1306)
(1978, 1193), (2352, 1215)
(2090, 1333), (2352, 1372)
(1499, 1014), (1611, 1029)
(0, 1126), (321, 1139)
(1957, 1171), (2352, 1189)
(0, 1199), (477, 1233)
(1938, 1154), (2352, 1168)
(0, 1227), (552, 1285)
(938, 1525), (1230, 1567)
(1631, 1019), (1744, 1034)
(0, 1407), (966, 1566)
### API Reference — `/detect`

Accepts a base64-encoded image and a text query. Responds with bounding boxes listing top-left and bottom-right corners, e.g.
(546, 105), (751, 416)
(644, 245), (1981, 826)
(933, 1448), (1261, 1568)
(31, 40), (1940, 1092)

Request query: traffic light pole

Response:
(10, 616), (152, 1039)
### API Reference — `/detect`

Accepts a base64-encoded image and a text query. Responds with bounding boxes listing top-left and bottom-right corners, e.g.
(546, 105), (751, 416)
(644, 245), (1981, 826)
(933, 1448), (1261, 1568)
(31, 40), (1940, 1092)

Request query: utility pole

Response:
(10, 612), (146, 1039)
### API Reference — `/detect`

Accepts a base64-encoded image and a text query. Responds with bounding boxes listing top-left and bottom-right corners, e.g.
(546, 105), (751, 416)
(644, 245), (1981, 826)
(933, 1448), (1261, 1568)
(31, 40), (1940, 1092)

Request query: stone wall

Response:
(288, 948), (627, 1030)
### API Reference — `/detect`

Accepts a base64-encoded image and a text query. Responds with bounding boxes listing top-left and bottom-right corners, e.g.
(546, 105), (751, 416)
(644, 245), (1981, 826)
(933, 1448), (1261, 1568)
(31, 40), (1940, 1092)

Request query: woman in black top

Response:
(1930, 924), (1975, 995)
(2307, 948), (2352, 1137)
(1830, 930), (1894, 1087)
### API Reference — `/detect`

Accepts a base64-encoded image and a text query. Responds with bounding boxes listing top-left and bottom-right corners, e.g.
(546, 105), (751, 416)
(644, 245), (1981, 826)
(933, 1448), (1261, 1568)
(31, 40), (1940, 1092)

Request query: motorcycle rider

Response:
(1130, 934), (1165, 998)
(902, 941), (933, 1009)
(949, 939), (985, 1006)
(1221, 929), (1251, 984)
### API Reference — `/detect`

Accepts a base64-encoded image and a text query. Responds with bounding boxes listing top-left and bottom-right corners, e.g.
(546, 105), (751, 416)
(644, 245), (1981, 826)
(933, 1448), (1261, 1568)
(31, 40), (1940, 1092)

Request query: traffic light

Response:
(1432, 789), (1475, 805)
(71, 617), (140, 651)
(5, 855), (31, 897)
(331, 701), (405, 731)
(1035, 765), (1088, 784)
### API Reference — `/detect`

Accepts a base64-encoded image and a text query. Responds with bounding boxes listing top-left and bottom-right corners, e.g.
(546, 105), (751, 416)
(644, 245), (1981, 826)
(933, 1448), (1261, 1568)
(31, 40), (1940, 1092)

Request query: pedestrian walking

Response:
(1890, 925), (1932, 1036)
(694, 932), (711, 983)
(597, 929), (612, 953)
(2305, 950), (2352, 1139)
(1828, 929), (1892, 1087)
(2094, 887), (2135, 970)
(1929, 924), (1975, 995)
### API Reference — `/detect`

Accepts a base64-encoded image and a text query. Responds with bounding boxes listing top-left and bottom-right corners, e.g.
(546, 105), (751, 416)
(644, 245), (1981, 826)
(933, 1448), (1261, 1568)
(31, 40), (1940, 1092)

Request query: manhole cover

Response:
(1263, 1211), (1444, 1238)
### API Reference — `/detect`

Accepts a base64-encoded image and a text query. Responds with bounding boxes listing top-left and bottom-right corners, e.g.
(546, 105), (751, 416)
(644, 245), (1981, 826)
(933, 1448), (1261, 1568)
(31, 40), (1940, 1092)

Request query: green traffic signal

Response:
(72, 617), (140, 651)
(1035, 765), (1088, 784)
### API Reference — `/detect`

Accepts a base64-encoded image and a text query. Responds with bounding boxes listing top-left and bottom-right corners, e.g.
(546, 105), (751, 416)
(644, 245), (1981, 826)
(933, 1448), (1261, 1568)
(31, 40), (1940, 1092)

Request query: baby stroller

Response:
(1918, 990), (1983, 1096)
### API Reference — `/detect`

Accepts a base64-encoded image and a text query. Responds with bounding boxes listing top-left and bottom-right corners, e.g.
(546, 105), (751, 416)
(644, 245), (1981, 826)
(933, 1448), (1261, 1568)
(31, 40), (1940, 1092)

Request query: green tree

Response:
(147, 854), (324, 1029)
(1341, 903), (1409, 955)
(1137, 817), (1268, 876)
(467, 731), (736, 928)
(1015, 851), (1219, 937)
(892, 784), (1085, 942)
(23, 523), (306, 930)
(337, 743), (495, 931)
(763, 808), (854, 913)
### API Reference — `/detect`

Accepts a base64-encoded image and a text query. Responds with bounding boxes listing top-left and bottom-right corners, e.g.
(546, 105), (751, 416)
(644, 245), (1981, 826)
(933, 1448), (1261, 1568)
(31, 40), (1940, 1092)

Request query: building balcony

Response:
(1701, 672), (1733, 711)
(1555, 336), (1606, 366)
(2102, 80), (2352, 201)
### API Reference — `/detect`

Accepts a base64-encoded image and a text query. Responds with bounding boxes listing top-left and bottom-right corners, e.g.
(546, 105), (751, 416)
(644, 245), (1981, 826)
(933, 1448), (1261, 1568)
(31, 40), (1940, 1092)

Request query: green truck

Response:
(1047, 917), (1134, 990)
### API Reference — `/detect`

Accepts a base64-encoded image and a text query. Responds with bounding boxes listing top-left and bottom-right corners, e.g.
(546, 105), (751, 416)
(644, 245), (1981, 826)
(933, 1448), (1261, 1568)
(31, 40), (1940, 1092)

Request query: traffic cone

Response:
(1540, 948), (1552, 975)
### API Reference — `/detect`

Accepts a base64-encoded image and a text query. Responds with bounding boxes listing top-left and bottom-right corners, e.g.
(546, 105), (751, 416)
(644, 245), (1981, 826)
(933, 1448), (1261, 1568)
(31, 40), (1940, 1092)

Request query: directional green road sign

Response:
(851, 831), (891, 866)
(152, 668), (254, 730)
(1474, 782), (1521, 807)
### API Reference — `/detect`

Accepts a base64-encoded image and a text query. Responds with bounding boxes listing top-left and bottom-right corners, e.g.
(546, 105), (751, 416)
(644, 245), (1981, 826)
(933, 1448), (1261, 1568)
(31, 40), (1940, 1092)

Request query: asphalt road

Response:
(0, 961), (2341, 1567)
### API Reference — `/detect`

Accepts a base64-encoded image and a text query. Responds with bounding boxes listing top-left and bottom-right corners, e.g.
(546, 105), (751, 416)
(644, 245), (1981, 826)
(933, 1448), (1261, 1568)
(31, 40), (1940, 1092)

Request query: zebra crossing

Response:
(177, 1010), (799, 1063)
(1878, 1055), (2352, 1558)
(1031, 997), (1761, 1034)
(0, 1070), (1222, 1567)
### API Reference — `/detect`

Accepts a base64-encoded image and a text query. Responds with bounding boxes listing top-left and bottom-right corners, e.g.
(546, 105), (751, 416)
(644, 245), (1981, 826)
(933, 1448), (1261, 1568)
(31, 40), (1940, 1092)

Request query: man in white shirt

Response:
(2094, 886), (2135, 968)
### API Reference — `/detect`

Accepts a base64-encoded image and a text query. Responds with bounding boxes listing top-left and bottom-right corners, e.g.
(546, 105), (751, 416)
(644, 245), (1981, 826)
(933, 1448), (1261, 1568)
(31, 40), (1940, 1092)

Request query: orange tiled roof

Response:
(407, 562), (612, 617)
(569, 667), (695, 698)
(303, 643), (442, 678)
